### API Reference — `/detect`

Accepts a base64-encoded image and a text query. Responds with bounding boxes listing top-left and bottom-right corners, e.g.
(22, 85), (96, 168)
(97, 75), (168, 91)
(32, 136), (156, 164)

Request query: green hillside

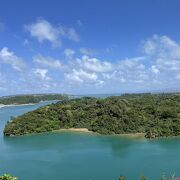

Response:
(4, 93), (180, 138)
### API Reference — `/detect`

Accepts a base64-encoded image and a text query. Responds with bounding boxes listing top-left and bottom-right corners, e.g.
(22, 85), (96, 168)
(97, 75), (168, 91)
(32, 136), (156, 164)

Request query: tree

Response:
(140, 175), (148, 180)
(160, 174), (166, 180)
(119, 175), (125, 180)
(0, 174), (18, 180)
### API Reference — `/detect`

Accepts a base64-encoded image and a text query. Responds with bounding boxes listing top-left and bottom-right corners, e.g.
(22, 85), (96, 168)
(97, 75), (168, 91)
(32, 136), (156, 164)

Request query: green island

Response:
(3, 93), (180, 138)
(0, 94), (68, 105)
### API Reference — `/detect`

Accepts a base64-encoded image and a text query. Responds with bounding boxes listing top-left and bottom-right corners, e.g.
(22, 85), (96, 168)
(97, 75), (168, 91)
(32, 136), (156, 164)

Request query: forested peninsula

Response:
(0, 94), (68, 105)
(3, 93), (180, 138)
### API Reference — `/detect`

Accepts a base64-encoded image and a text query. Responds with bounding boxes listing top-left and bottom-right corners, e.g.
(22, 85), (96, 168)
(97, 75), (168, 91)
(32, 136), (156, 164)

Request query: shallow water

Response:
(0, 102), (180, 180)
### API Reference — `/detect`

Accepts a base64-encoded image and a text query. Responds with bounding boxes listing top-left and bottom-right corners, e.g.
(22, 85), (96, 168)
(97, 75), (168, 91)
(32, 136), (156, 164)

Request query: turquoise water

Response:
(0, 102), (180, 180)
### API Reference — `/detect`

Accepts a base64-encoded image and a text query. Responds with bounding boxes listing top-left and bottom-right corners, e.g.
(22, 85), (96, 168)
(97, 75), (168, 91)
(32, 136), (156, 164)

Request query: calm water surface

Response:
(0, 101), (180, 180)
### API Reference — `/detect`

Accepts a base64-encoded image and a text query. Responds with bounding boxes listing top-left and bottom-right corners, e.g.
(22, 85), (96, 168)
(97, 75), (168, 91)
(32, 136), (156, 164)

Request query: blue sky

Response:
(1, 0), (180, 95)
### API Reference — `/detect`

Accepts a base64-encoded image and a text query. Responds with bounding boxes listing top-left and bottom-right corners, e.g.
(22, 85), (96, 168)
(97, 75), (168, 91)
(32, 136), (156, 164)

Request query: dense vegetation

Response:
(0, 173), (176, 180)
(119, 174), (175, 180)
(0, 174), (18, 180)
(0, 94), (68, 105)
(4, 93), (180, 138)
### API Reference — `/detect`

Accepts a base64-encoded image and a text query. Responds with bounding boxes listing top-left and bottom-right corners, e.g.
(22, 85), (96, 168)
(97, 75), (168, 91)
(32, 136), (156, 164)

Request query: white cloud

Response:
(151, 65), (160, 75)
(77, 55), (113, 73)
(65, 55), (147, 87)
(64, 48), (75, 59)
(33, 68), (51, 81)
(62, 35), (180, 91)
(2, 34), (180, 95)
(64, 55), (112, 86)
(143, 35), (180, 59)
(118, 58), (145, 70)
(25, 18), (61, 47)
(0, 47), (25, 71)
(25, 18), (80, 47)
(143, 35), (180, 74)
(110, 58), (149, 84)
(176, 74), (180, 79)
(65, 69), (98, 83)
(33, 54), (62, 69)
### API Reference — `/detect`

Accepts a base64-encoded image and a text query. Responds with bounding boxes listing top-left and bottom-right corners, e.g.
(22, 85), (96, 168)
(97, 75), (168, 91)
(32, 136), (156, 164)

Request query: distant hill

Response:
(0, 94), (68, 105)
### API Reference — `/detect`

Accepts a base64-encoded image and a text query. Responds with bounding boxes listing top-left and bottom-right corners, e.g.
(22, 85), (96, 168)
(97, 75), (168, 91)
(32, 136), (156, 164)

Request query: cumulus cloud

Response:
(64, 54), (149, 87)
(108, 58), (148, 84)
(31, 35), (180, 92)
(64, 55), (113, 85)
(77, 55), (113, 73)
(105, 35), (180, 86)
(151, 65), (160, 75)
(2, 34), (180, 94)
(143, 35), (180, 59)
(33, 54), (62, 69)
(143, 35), (180, 77)
(25, 18), (61, 47)
(25, 18), (80, 47)
(118, 58), (145, 70)
(65, 69), (104, 85)
(33, 68), (51, 81)
(0, 47), (25, 71)
(65, 35), (180, 89)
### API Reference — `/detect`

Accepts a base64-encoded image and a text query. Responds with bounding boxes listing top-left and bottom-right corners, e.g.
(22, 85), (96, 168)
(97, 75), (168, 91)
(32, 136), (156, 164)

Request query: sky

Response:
(1, 0), (180, 95)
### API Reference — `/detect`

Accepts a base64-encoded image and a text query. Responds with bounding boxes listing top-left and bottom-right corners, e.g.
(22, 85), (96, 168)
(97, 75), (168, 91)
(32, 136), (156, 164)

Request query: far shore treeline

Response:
(3, 93), (180, 139)
(0, 94), (68, 105)
(0, 173), (177, 180)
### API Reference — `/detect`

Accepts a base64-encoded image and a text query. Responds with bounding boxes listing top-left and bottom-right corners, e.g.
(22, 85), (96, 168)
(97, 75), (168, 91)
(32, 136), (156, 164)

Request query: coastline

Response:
(57, 129), (146, 139)
(117, 133), (146, 139)
(54, 128), (94, 133)
(5, 128), (180, 140)
(0, 100), (59, 109)
(6, 128), (95, 137)
(4, 124), (146, 138)
(0, 103), (35, 109)
(51, 128), (146, 139)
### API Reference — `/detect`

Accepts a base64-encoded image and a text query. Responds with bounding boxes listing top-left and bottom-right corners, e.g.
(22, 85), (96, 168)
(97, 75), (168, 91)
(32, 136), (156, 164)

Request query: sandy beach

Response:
(57, 128), (94, 133)
(56, 128), (145, 138)
(118, 133), (145, 139)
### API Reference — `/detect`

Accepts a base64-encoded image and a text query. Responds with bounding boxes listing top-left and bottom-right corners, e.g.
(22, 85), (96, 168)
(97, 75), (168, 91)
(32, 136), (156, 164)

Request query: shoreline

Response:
(44, 128), (146, 139)
(6, 128), (95, 137)
(5, 127), (146, 138)
(54, 128), (145, 137)
(6, 128), (180, 140)
(0, 103), (35, 109)
(117, 133), (146, 139)
(0, 100), (59, 109)
(9, 129), (180, 140)
(54, 128), (94, 133)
